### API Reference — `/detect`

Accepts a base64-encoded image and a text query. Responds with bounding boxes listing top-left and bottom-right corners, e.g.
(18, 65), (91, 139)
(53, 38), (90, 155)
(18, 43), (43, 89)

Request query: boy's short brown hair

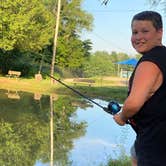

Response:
(131, 11), (162, 30)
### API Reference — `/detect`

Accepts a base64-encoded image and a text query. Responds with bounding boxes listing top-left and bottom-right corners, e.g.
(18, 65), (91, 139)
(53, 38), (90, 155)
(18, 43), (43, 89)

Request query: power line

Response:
(84, 9), (145, 13)
(91, 31), (132, 54)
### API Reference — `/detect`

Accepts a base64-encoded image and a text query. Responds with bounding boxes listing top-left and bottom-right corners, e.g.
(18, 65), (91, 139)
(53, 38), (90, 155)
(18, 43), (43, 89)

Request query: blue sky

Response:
(81, 0), (166, 56)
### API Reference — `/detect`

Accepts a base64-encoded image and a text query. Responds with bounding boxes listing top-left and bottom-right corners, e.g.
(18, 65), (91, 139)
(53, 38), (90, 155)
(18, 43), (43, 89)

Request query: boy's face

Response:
(131, 20), (163, 53)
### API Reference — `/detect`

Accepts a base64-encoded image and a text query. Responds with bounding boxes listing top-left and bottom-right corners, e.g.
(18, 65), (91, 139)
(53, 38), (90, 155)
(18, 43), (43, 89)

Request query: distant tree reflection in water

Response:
(0, 90), (87, 166)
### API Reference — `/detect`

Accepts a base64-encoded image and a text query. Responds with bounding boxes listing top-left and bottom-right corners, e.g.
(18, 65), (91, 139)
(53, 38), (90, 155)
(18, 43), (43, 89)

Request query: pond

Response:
(0, 89), (136, 166)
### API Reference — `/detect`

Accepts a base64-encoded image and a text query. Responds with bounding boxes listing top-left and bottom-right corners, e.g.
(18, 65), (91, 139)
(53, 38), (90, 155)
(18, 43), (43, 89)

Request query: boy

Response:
(114, 11), (166, 166)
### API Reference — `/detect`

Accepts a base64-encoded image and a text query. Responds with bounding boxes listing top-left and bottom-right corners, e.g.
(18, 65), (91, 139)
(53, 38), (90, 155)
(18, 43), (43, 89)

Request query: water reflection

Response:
(0, 89), (87, 166)
(50, 95), (54, 166)
(0, 89), (136, 166)
(70, 99), (136, 165)
(6, 90), (20, 99)
(34, 93), (42, 100)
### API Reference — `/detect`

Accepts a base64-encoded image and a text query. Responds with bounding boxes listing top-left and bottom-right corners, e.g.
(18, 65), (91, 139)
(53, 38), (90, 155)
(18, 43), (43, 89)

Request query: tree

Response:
(149, 0), (162, 6)
(82, 51), (131, 77)
(1, 0), (93, 76)
(101, 0), (110, 5)
(83, 51), (115, 77)
(101, 0), (166, 8)
(41, 0), (93, 76)
(149, 0), (166, 11)
(55, 0), (93, 68)
(0, 0), (54, 51)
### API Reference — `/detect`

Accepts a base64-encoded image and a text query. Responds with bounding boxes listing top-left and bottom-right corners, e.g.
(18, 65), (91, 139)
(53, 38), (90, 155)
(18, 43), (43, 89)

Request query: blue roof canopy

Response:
(117, 58), (138, 67)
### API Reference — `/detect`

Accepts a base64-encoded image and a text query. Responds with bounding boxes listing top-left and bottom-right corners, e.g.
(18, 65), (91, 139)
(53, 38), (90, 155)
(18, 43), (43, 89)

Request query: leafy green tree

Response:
(52, 0), (93, 68)
(37, 0), (93, 76)
(82, 51), (131, 77)
(83, 51), (115, 77)
(0, 49), (35, 75)
(135, 53), (141, 60)
(1, 0), (54, 51)
(0, 0), (93, 76)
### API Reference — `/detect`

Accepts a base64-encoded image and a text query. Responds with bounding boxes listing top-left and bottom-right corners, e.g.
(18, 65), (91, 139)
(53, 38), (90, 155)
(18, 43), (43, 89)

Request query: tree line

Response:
(0, 0), (138, 78)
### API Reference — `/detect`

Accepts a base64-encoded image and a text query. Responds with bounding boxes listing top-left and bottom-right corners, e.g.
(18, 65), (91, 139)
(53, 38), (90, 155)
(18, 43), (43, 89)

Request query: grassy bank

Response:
(0, 76), (128, 101)
(0, 77), (58, 95)
(106, 156), (132, 166)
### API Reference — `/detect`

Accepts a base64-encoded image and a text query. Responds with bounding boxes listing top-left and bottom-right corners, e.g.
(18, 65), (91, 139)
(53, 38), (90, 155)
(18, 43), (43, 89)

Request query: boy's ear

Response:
(157, 28), (163, 35)
(157, 28), (163, 41)
(158, 28), (163, 33)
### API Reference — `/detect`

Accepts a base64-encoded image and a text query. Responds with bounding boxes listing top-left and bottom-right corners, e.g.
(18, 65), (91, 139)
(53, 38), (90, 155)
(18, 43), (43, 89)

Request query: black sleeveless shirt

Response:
(129, 46), (166, 166)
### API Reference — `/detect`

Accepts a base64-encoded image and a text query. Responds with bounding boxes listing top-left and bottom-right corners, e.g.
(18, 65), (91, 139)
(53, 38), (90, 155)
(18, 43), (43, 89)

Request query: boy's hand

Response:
(113, 112), (126, 126)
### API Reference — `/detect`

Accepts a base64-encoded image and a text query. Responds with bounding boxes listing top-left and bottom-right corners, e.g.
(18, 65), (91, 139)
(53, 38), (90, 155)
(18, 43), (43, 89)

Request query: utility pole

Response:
(50, 0), (61, 84)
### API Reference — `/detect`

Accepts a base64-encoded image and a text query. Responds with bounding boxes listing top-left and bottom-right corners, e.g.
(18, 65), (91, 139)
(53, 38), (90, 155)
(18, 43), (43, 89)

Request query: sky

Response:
(81, 0), (166, 56)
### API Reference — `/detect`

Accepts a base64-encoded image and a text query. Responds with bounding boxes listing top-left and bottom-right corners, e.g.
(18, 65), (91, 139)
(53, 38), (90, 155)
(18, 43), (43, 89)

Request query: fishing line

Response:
(43, 72), (121, 115)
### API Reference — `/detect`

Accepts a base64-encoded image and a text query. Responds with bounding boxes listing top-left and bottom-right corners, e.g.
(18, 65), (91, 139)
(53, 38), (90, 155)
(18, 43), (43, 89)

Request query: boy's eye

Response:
(132, 31), (137, 35)
(142, 30), (149, 33)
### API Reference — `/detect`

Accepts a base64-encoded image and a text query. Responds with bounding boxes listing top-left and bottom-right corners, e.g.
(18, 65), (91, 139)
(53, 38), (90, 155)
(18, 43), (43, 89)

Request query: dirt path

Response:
(64, 76), (128, 86)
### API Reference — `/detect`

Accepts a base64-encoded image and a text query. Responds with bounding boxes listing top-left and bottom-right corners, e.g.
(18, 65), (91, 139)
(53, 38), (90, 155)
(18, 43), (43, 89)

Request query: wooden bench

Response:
(73, 78), (95, 87)
(6, 90), (20, 99)
(7, 70), (21, 79)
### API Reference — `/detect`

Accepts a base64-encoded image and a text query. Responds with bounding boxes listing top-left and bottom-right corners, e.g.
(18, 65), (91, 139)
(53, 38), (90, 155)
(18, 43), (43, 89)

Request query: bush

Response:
(107, 156), (132, 166)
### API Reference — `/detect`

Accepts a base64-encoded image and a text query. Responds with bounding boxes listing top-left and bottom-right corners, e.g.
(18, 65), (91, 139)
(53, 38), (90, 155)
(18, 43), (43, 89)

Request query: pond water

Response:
(0, 89), (136, 166)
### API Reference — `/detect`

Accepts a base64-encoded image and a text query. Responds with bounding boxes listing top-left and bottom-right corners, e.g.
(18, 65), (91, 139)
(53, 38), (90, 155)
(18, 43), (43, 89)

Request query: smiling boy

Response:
(113, 11), (166, 166)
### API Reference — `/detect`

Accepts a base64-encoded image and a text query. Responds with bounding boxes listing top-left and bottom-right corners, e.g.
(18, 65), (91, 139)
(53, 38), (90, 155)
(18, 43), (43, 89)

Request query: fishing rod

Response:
(43, 72), (121, 115)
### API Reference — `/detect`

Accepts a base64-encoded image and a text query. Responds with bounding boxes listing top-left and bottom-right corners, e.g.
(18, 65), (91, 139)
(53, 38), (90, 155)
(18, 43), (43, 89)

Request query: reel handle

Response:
(106, 101), (131, 125)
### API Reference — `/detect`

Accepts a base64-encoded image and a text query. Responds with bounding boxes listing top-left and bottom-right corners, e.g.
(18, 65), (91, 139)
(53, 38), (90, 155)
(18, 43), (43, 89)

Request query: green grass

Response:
(0, 77), (58, 95)
(101, 155), (132, 166)
(107, 159), (132, 166)
(0, 76), (128, 101)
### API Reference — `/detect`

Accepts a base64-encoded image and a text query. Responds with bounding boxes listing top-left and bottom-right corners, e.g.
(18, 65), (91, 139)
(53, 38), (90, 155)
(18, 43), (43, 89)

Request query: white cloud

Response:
(75, 137), (121, 149)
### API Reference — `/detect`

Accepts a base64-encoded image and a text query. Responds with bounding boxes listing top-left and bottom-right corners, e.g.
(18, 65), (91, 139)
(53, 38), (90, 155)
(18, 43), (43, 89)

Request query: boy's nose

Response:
(135, 32), (144, 40)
